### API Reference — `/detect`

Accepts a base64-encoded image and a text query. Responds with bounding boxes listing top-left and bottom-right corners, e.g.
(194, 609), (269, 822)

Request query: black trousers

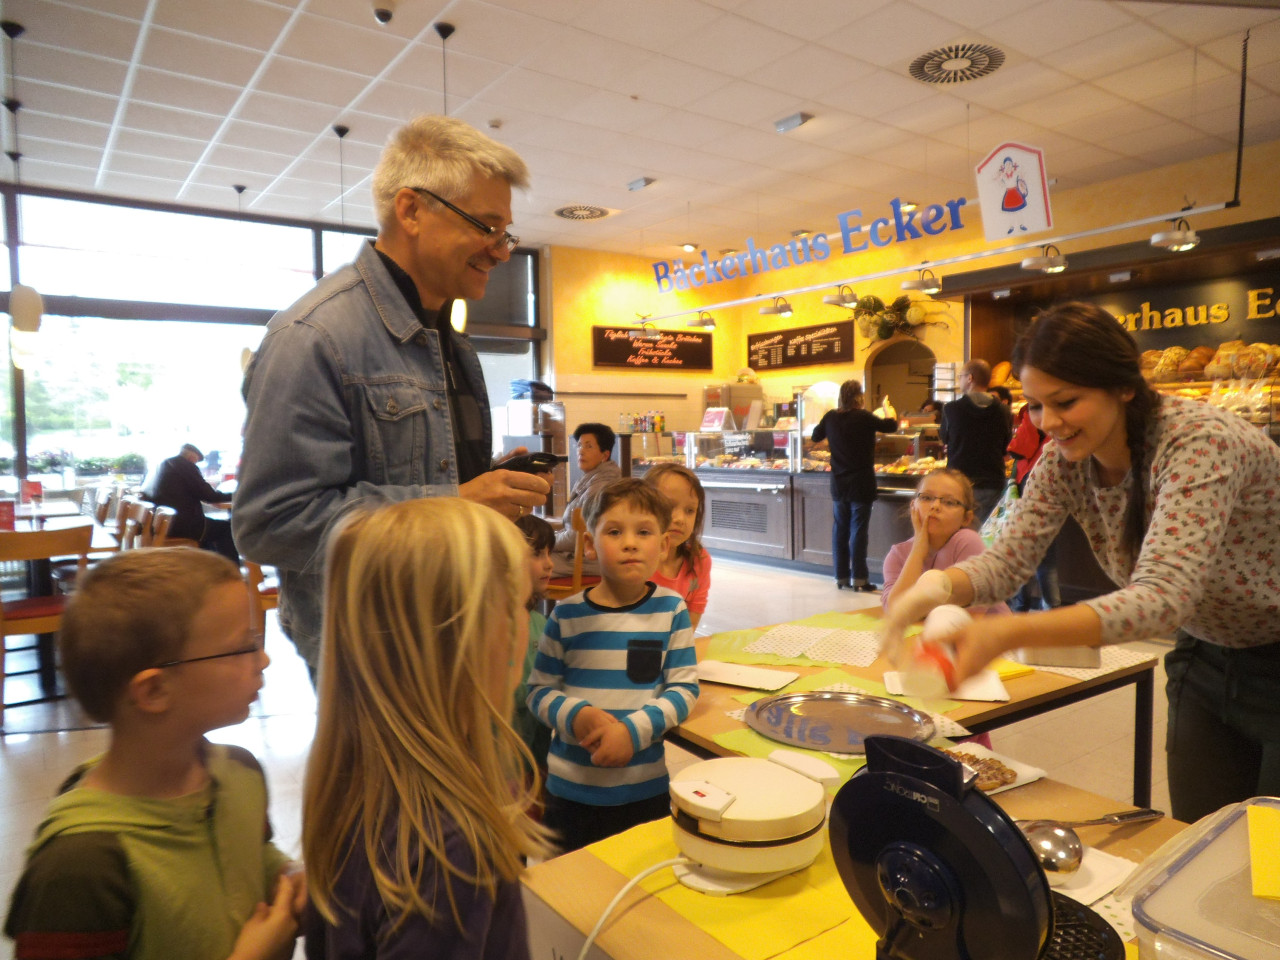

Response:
(1165, 631), (1280, 822)
(543, 791), (672, 855)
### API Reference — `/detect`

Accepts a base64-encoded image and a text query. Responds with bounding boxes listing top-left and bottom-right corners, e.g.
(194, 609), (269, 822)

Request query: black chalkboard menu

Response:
(591, 326), (713, 369)
(748, 320), (854, 370)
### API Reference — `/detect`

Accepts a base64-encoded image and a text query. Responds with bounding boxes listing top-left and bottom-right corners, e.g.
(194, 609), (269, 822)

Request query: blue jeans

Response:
(832, 499), (874, 585)
(1012, 536), (1061, 610)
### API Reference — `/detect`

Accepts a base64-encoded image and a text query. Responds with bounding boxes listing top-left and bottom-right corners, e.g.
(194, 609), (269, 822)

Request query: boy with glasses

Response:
(5, 549), (303, 960)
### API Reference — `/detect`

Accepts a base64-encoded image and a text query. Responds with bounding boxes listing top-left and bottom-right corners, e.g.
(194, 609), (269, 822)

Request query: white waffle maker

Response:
(669, 750), (839, 895)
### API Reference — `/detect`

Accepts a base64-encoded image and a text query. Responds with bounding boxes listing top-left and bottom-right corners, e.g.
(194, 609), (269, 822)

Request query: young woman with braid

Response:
(882, 302), (1280, 822)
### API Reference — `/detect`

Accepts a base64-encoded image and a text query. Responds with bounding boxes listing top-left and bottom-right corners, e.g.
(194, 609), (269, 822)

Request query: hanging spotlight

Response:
(1150, 217), (1200, 252)
(759, 296), (793, 317)
(9, 281), (42, 370)
(901, 268), (942, 295)
(434, 22), (455, 114)
(1021, 244), (1067, 273)
(628, 321), (662, 341)
(822, 284), (858, 307)
(688, 310), (716, 330)
(332, 124), (349, 228)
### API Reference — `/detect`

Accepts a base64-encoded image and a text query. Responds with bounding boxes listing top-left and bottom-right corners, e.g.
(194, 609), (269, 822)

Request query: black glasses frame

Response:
(913, 493), (967, 510)
(154, 638), (264, 669)
(410, 187), (519, 252)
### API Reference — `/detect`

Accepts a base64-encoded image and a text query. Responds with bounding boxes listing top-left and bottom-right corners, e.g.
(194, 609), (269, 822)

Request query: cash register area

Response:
(0, 556), (1173, 959)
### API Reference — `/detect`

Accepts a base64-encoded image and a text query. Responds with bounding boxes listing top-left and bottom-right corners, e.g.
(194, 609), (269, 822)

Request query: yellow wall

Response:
(545, 139), (1280, 411)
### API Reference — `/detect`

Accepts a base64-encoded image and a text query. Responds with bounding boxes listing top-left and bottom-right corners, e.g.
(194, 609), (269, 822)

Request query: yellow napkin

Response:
(589, 819), (878, 959)
(1247, 804), (1280, 899)
(993, 657), (1035, 681)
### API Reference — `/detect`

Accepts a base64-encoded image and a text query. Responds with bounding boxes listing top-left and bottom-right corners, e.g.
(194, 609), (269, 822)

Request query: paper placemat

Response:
(707, 611), (888, 668)
(1018, 645), (1154, 680)
(745, 624), (882, 666)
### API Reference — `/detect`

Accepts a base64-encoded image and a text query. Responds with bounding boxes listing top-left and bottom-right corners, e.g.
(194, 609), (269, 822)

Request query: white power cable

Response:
(574, 857), (693, 960)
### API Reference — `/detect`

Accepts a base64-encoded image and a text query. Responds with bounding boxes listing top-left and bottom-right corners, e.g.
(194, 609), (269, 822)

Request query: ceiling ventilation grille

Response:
(555, 204), (612, 221)
(909, 43), (1005, 84)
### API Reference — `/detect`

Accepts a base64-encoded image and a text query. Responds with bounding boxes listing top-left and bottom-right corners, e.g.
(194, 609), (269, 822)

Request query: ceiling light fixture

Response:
(1256, 247), (1280, 262)
(1021, 244), (1067, 273)
(628, 176), (655, 191)
(901, 267), (941, 295)
(332, 124), (349, 228)
(1109, 270), (1132, 284)
(822, 284), (858, 307)
(681, 241), (698, 252)
(899, 200), (919, 214)
(791, 228), (810, 238)
(434, 22), (455, 114)
(688, 310), (716, 330)
(991, 289), (1011, 300)
(2, 20), (24, 181)
(1150, 217), (1200, 252)
(719, 248), (738, 256)
(759, 296), (793, 318)
(774, 111), (813, 134)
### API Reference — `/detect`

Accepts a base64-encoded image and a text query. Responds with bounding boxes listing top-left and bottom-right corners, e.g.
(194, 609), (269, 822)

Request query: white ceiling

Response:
(2, 0), (1280, 261)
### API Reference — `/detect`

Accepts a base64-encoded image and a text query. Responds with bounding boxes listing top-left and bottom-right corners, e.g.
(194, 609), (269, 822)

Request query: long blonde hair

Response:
(304, 498), (549, 931)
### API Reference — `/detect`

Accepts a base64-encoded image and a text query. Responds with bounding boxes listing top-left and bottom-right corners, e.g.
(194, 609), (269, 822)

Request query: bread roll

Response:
(1151, 346), (1190, 383)
(1177, 345), (1215, 379)
(990, 361), (1012, 386)
(1205, 340), (1245, 380)
(1234, 343), (1272, 379)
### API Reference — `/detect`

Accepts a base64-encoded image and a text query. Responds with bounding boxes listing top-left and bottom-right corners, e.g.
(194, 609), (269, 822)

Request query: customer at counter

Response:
(550, 422), (620, 578)
(811, 379), (897, 592)
(883, 302), (1280, 822)
(233, 116), (548, 674)
(939, 359), (1013, 525)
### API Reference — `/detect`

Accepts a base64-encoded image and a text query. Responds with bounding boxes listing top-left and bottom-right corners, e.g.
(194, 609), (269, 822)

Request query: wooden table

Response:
(15, 499), (83, 526)
(679, 625), (1158, 807)
(522, 777), (1184, 960)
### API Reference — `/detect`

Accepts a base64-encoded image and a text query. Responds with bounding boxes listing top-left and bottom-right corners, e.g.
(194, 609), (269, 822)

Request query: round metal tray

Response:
(745, 690), (935, 754)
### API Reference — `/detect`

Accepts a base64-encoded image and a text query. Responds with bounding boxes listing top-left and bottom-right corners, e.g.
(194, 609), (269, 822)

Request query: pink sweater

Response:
(881, 528), (1011, 616)
(651, 549), (712, 615)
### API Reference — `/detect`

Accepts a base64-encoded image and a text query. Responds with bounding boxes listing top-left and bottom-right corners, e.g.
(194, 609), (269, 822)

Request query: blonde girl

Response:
(643, 462), (712, 632)
(880, 468), (1009, 617)
(303, 498), (549, 958)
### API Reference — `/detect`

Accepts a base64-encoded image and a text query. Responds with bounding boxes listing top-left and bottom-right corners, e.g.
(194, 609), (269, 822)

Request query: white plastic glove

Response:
(878, 569), (953, 668)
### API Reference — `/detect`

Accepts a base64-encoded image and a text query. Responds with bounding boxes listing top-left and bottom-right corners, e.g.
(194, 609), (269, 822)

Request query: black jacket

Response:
(812, 408), (897, 501)
(939, 393), (1013, 489)
(141, 455), (231, 541)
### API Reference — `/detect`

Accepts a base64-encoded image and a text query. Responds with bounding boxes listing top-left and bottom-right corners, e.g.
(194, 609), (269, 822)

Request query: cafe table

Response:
(521, 776), (1184, 960)
(677, 611), (1158, 807)
(15, 499), (83, 527)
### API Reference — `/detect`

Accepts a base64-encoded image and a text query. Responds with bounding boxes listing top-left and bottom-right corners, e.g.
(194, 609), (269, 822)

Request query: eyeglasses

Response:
(914, 493), (967, 510)
(155, 637), (263, 669)
(410, 187), (520, 253)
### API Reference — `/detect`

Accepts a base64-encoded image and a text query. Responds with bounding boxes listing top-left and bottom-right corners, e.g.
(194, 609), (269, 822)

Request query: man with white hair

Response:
(234, 116), (548, 673)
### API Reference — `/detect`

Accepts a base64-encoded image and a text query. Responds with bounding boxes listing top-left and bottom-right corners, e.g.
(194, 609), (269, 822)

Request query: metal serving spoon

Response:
(1017, 809), (1164, 882)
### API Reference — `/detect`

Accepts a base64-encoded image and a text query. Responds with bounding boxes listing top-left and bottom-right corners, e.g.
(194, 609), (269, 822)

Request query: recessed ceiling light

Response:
(774, 111), (813, 134)
(627, 176), (655, 191)
(992, 289), (1011, 300)
(681, 241), (698, 252)
(791, 228), (810, 238)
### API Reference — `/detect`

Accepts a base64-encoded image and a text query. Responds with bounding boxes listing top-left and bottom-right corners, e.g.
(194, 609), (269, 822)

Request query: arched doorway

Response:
(865, 337), (936, 415)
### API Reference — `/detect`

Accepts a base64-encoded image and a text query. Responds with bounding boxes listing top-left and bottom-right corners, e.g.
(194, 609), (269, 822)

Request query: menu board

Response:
(748, 321), (854, 371)
(592, 326), (713, 369)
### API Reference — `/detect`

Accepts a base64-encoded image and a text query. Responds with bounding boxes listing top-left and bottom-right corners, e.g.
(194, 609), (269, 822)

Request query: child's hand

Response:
(582, 721), (635, 767)
(278, 862), (307, 919)
(228, 875), (298, 960)
(571, 705), (616, 744)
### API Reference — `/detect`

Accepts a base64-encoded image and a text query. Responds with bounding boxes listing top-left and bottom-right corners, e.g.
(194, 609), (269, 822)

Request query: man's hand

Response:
(581, 721), (635, 767)
(227, 875), (298, 960)
(879, 569), (953, 668)
(458, 468), (549, 521)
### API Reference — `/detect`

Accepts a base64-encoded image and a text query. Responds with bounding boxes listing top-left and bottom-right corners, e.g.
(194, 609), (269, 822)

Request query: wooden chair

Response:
(544, 508), (601, 602)
(244, 561), (278, 637)
(1, 524), (93, 731)
(149, 506), (201, 549)
(117, 497), (153, 550)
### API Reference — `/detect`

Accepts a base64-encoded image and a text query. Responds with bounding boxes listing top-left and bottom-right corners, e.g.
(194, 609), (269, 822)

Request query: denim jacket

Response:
(232, 240), (492, 668)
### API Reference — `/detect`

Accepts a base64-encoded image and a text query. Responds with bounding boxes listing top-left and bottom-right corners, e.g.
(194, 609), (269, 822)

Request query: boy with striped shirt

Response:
(527, 478), (699, 853)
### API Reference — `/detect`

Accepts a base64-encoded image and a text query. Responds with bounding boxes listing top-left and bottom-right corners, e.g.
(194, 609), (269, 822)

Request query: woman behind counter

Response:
(811, 379), (897, 591)
(550, 422), (621, 578)
(883, 302), (1280, 822)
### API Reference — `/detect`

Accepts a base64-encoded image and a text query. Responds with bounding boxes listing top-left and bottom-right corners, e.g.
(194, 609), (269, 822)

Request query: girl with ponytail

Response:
(881, 301), (1280, 823)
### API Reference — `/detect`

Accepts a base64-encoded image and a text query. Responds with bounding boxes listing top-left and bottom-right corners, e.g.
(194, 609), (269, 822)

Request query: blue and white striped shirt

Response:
(527, 584), (699, 806)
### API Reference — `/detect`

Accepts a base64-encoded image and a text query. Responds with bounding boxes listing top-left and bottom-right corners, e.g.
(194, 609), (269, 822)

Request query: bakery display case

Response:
(687, 429), (798, 472)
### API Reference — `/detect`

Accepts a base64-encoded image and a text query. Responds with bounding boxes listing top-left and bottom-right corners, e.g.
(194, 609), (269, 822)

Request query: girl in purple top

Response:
(881, 468), (1010, 618)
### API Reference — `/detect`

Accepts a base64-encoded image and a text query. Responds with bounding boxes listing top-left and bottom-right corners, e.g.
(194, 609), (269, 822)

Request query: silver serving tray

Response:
(745, 691), (935, 754)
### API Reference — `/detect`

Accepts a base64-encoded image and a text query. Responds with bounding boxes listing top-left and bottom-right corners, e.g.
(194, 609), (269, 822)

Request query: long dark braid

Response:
(1011, 301), (1162, 557)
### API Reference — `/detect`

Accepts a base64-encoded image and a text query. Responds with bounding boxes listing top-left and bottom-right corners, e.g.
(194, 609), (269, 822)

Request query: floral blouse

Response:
(955, 396), (1280, 647)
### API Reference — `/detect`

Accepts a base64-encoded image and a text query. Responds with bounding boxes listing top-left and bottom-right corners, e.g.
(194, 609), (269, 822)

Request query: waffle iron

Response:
(830, 736), (1124, 960)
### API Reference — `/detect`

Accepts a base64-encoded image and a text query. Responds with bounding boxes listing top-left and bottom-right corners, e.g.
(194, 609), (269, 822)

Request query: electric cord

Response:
(574, 857), (693, 960)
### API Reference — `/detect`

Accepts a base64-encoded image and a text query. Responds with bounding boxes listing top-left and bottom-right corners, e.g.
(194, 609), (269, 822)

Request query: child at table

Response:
(303, 498), (549, 959)
(4, 549), (303, 960)
(882, 468), (1011, 617)
(527, 478), (699, 853)
(643, 462), (712, 632)
(513, 512), (555, 775)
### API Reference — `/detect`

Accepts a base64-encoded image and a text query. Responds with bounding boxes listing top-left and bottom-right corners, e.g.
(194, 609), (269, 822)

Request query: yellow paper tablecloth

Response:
(588, 818), (879, 959)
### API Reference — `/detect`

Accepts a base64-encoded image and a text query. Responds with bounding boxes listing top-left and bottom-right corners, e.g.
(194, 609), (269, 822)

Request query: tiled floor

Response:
(0, 555), (1171, 958)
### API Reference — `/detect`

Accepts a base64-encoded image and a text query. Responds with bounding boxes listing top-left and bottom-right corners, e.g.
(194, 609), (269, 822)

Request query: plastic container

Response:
(1122, 797), (1280, 960)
